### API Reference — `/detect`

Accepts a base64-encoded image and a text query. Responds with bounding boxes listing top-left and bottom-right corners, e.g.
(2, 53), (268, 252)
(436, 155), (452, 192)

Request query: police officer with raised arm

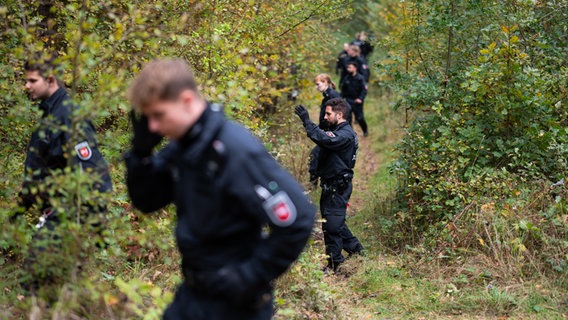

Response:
(124, 58), (315, 319)
(295, 98), (364, 272)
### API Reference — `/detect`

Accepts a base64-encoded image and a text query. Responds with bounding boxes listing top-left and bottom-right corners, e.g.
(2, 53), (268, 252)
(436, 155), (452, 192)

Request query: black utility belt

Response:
(321, 174), (353, 189)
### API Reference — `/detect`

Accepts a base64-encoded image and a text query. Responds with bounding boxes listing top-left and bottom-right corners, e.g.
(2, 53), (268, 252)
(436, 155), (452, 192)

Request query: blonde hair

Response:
(314, 73), (336, 90)
(349, 44), (361, 55)
(129, 59), (199, 110)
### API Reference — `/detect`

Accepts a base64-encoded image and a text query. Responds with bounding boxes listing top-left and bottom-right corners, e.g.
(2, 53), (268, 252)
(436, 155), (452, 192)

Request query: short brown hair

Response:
(325, 97), (349, 119)
(24, 52), (60, 80)
(349, 45), (361, 55)
(129, 59), (199, 110)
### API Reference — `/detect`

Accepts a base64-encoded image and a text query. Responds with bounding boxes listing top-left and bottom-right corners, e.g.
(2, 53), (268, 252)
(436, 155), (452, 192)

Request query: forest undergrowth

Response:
(302, 90), (568, 320)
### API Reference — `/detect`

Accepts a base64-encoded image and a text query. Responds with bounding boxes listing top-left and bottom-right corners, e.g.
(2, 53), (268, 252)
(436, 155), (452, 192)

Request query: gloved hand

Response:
(309, 174), (319, 188)
(130, 110), (163, 157)
(196, 264), (270, 307)
(294, 105), (310, 123)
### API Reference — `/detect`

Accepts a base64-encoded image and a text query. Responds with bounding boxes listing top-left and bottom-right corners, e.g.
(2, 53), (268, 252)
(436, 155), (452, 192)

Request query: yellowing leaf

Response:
(105, 294), (119, 306)
(478, 238), (485, 246)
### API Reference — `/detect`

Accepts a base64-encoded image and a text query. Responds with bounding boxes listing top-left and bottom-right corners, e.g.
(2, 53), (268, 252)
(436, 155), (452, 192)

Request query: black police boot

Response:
(348, 243), (366, 257)
(322, 258), (343, 275)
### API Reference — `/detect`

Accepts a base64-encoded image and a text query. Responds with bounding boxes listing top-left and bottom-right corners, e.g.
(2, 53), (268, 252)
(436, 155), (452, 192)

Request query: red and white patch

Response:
(74, 141), (92, 161)
(326, 131), (336, 137)
(262, 191), (297, 227)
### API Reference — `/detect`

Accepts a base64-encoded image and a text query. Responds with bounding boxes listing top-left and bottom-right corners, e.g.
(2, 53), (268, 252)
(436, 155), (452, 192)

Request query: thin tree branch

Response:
(18, 0), (28, 30)
(276, 2), (326, 39)
(445, 1), (454, 81)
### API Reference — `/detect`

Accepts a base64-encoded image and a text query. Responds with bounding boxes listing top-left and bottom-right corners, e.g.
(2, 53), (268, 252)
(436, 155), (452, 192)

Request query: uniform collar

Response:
(323, 87), (333, 98)
(333, 121), (349, 131)
(39, 87), (66, 116)
(178, 102), (225, 164)
(179, 106), (210, 147)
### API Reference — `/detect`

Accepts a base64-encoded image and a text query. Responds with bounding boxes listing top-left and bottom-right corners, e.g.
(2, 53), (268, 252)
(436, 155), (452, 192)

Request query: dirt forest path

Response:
(319, 92), (405, 320)
(350, 119), (380, 216)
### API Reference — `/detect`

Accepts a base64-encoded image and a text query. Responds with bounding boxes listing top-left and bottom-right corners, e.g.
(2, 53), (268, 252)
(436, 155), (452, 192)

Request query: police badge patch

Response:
(255, 185), (297, 227)
(262, 191), (297, 227)
(74, 141), (92, 161)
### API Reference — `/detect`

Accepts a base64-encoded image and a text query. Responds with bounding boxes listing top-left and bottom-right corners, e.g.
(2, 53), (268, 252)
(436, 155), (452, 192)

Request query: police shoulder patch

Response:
(74, 141), (92, 161)
(326, 131), (336, 137)
(262, 191), (297, 227)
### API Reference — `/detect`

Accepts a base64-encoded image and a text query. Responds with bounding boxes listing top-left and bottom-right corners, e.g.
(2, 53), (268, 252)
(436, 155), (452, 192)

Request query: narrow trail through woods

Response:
(321, 92), (402, 320)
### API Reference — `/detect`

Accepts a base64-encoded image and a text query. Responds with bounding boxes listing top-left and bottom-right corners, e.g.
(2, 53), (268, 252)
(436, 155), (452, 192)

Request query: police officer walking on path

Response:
(124, 59), (315, 319)
(351, 31), (374, 60)
(11, 53), (113, 291)
(338, 44), (370, 85)
(341, 61), (369, 137)
(295, 98), (364, 272)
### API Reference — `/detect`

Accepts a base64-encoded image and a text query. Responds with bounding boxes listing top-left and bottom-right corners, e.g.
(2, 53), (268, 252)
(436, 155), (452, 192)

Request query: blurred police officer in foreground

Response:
(295, 98), (364, 272)
(124, 59), (315, 319)
(13, 53), (112, 291)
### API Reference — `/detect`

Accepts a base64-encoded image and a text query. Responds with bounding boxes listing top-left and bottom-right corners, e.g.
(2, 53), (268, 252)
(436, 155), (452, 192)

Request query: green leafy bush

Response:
(372, 0), (568, 285)
(0, 0), (352, 317)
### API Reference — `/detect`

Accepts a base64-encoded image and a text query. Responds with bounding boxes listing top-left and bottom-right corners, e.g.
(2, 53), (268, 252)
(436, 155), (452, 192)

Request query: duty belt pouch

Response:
(322, 180), (344, 194)
(336, 178), (347, 191)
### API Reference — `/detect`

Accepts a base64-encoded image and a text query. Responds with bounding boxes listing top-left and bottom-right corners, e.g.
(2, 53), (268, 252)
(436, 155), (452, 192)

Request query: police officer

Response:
(124, 59), (315, 319)
(338, 45), (370, 85)
(335, 43), (349, 77)
(351, 31), (374, 60)
(13, 53), (112, 291)
(17, 55), (112, 215)
(315, 74), (343, 128)
(295, 98), (364, 272)
(341, 62), (369, 137)
(309, 74), (344, 187)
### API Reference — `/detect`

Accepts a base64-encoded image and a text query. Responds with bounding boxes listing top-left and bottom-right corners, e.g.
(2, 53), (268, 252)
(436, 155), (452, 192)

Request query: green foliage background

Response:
(0, 0), (352, 318)
(374, 0), (568, 284)
(2, 0), (568, 318)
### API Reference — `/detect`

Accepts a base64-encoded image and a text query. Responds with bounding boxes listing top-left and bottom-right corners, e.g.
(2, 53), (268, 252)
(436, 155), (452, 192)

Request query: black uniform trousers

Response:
(320, 179), (362, 269)
(345, 98), (367, 135)
(163, 283), (273, 320)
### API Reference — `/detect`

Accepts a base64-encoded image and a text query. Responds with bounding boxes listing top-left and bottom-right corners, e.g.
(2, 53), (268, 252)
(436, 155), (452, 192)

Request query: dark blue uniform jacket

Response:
(125, 103), (315, 298)
(339, 55), (370, 83)
(318, 87), (341, 129)
(341, 73), (367, 102)
(21, 87), (112, 209)
(302, 120), (358, 181)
